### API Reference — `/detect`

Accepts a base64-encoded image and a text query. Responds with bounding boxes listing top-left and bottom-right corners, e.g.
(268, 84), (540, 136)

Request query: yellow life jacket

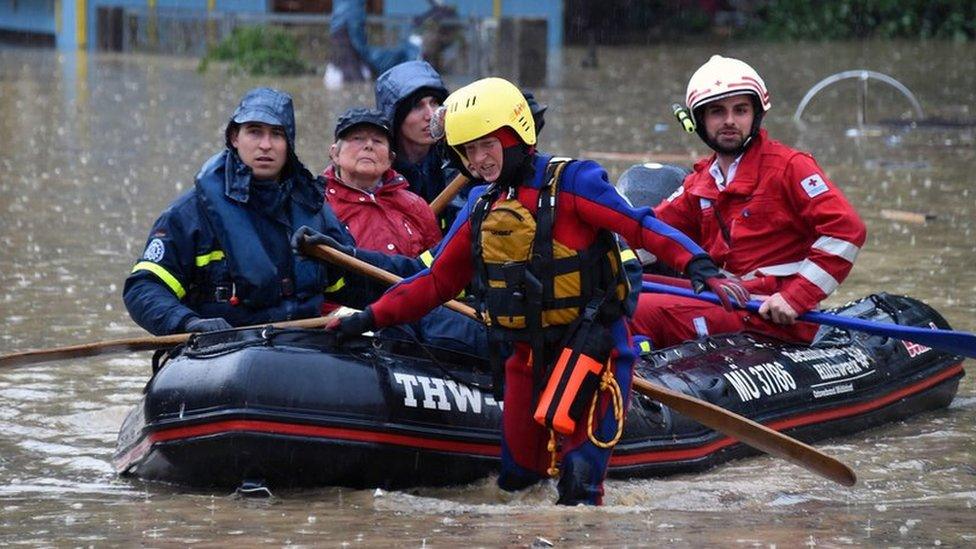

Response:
(470, 158), (629, 336)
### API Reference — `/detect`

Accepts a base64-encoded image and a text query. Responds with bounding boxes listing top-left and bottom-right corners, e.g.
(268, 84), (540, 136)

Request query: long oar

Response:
(428, 174), (470, 216)
(641, 280), (975, 359)
(0, 240), (479, 370)
(300, 238), (856, 486)
(0, 316), (334, 369)
(297, 239), (478, 319)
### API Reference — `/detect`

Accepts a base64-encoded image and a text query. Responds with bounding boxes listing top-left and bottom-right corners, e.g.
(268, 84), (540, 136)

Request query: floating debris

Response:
(880, 209), (937, 224)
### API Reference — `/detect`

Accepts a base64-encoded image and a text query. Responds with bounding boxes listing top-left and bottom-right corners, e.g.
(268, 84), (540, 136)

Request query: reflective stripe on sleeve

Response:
(746, 259), (840, 295)
(131, 261), (186, 299)
(619, 248), (638, 263)
(743, 260), (804, 280)
(812, 236), (860, 263)
(798, 260), (840, 295)
(194, 250), (225, 267)
(419, 249), (435, 267)
(324, 277), (346, 294)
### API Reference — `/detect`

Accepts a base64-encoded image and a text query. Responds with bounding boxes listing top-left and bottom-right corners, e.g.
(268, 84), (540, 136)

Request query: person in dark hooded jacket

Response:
(374, 60), (462, 230)
(124, 87), (378, 335)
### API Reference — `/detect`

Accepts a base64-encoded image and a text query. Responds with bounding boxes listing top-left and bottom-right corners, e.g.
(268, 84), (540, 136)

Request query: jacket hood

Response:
(374, 61), (448, 126)
(198, 149), (323, 211)
(225, 87), (297, 151)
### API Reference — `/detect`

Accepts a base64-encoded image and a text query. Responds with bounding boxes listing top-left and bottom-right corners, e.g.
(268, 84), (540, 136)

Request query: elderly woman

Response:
(323, 108), (441, 256)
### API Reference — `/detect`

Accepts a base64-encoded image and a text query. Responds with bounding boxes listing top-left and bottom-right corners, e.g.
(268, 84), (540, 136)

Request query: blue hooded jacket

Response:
(123, 88), (382, 335)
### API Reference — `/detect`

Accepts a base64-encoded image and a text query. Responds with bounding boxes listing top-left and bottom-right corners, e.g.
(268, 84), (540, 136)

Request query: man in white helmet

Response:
(631, 55), (867, 347)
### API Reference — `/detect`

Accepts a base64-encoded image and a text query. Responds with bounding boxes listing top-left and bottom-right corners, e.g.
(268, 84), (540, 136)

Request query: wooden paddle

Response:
(297, 239), (478, 319)
(631, 377), (856, 486)
(428, 174), (470, 216)
(0, 237), (477, 370)
(300, 238), (857, 486)
(0, 315), (334, 369)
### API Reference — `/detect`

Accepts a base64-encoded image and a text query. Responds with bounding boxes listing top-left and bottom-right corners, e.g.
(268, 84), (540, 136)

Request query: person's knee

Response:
(630, 298), (669, 344)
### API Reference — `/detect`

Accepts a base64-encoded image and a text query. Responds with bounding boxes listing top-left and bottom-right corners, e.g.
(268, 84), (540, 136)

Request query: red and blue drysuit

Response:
(365, 154), (705, 504)
(631, 130), (867, 347)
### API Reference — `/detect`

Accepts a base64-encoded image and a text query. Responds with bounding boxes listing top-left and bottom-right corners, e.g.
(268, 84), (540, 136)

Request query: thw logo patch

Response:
(799, 174), (829, 198)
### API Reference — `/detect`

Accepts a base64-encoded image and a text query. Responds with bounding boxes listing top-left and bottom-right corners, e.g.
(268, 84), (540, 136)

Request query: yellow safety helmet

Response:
(444, 77), (536, 165)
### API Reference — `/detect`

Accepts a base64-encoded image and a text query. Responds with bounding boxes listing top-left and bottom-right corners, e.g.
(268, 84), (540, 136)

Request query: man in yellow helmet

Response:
(326, 77), (746, 505)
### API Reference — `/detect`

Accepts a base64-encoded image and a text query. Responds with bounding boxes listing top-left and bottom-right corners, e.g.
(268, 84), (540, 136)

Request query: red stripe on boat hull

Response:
(116, 362), (963, 472)
(610, 362), (964, 466)
(154, 420), (501, 456)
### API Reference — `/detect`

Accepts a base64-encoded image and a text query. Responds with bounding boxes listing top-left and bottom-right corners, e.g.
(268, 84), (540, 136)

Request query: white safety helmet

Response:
(685, 55), (771, 113)
(685, 55), (770, 154)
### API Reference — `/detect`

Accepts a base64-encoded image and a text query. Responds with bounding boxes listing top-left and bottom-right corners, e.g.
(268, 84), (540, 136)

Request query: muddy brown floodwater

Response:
(1, 40), (973, 546)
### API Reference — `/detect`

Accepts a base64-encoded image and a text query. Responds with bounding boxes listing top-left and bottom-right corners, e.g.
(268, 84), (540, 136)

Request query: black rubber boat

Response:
(113, 293), (965, 490)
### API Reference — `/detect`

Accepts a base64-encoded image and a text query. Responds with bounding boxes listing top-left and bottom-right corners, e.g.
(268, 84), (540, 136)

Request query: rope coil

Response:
(586, 363), (624, 448)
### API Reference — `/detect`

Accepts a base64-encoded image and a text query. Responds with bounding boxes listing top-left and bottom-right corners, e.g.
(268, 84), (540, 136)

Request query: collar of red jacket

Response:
(322, 164), (407, 197)
(688, 129), (768, 199)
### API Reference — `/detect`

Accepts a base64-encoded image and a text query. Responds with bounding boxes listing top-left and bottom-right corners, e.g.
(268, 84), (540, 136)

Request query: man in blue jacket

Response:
(124, 88), (377, 335)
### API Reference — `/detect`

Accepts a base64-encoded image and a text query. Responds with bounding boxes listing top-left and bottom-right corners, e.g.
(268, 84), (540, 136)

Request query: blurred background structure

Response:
(2, 1), (972, 51)
(1, 1), (971, 86)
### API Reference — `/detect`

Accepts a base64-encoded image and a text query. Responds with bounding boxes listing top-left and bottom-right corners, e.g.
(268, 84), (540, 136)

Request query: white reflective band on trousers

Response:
(812, 235), (861, 263)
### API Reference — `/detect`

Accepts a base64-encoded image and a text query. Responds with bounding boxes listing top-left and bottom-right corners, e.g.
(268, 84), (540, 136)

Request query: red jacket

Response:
(654, 130), (866, 314)
(322, 165), (441, 257)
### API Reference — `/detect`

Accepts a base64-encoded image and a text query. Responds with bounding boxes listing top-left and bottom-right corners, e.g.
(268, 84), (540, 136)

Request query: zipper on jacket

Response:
(712, 206), (732, 246)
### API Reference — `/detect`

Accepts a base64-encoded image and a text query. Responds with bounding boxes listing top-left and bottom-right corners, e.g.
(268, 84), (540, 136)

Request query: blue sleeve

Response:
(122, 198), (200, 335)
(123, 277), (197, 335)
(564, 160), (705, 271)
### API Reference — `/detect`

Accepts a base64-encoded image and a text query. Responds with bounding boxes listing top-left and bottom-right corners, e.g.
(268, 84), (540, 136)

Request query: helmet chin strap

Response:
(695, 103), (765, 157)
(496, 145), (532, 187)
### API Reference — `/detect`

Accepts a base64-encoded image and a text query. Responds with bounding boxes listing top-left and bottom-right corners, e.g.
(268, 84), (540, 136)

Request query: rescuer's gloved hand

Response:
(685, 255), (749, 312)
(183, 316), (233, 333)
(291, 225), (356, 258)
(325, 307), (375, 341)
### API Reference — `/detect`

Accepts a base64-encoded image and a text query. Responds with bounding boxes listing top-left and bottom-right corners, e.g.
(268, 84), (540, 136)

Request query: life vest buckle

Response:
(214, 283), (235, 303)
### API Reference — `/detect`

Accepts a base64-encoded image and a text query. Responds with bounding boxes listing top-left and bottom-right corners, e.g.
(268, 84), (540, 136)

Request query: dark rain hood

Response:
(374, 60), (448, 135)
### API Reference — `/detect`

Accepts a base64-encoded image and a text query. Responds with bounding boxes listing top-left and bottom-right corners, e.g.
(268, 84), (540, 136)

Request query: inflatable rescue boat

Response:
(113, 293), (964, 490)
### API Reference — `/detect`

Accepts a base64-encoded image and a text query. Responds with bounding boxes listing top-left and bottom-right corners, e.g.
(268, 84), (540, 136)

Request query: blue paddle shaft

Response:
(640, 281), (975, 359)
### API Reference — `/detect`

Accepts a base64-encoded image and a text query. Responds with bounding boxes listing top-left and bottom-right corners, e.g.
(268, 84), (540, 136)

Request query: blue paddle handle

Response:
(640, 281), (974, 359)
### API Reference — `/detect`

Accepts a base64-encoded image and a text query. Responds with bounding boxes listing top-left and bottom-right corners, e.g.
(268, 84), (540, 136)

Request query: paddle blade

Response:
(632, 377), (857, 487)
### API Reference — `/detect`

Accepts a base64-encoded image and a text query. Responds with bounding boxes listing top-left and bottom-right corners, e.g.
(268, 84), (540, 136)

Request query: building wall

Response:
(1, 0), (564, 49)
(385, 0), (563, 48)
(0, 0), (57, 34)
